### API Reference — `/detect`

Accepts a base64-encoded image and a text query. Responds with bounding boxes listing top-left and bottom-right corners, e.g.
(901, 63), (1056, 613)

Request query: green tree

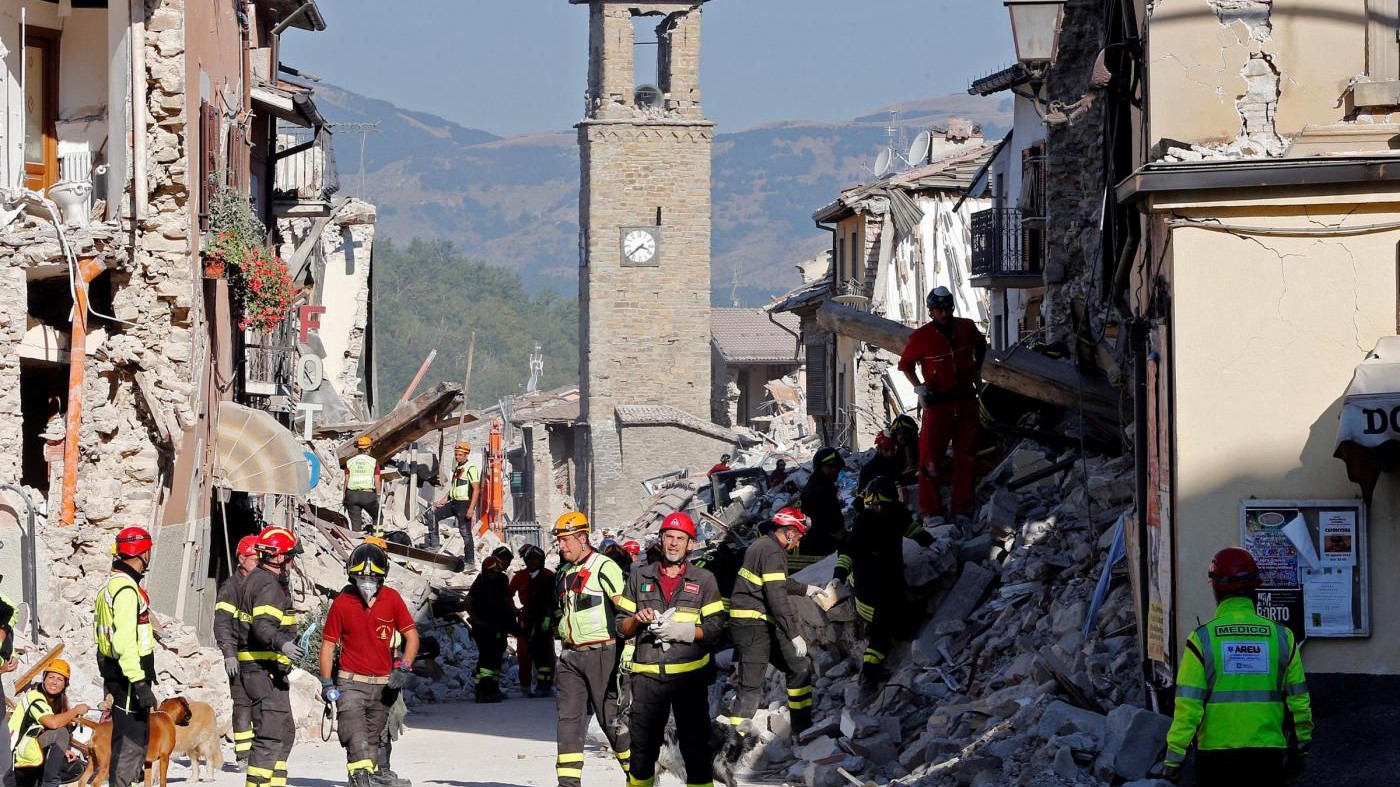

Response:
(372, 238), (579, 411)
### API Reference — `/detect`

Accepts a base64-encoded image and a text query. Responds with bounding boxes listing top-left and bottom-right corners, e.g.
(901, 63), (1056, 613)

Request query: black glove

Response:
(132, 681), (157, 711)
(386, 666), (410, 690)
(832, 566), (849, 584)
(912, 530), (934, 548)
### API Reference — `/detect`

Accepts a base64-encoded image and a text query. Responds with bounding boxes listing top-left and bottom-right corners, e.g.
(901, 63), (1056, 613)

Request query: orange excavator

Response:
(474, 419), (507, 539)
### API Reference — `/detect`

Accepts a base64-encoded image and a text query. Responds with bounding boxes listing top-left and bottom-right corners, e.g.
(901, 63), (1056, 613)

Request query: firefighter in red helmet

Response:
(214, 535), (262, 767)
(1159, 547), (1313, 786)
(93, 527), (156, 787)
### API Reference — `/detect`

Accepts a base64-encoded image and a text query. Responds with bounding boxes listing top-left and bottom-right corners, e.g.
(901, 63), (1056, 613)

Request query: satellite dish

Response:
(908, 130), (932, 167)
(874, 149), (892, 177)
(634, 84), (664, 109)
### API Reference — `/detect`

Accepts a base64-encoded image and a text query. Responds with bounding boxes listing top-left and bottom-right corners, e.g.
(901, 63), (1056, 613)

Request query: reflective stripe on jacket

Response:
(728, 534), (803, 638)
(615, 561), (724, 678)
(450, 464), (480, 502)
(8, 688), (51, 768)
(1164, 596), (1313, 765)
(556, 550), (624, 647)
(94, 570), (155, 684)
(213, 571), (248, 661)
(346, 455), (377, 491)
(233, 566), (298, 667)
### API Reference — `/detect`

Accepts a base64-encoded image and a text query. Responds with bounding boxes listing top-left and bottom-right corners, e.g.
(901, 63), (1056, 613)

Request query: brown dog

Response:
(77, 696), (192, 787)
(168, 699), (224, 782)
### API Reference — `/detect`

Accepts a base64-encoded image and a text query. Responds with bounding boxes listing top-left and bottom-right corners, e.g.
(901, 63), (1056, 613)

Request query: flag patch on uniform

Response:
(684, 582), (700, 594)
(641, 583), (653, 592)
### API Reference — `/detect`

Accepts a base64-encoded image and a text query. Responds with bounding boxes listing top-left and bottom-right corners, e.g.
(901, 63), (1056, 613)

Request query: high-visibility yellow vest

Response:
(8, 688), (51, 768)
(1164, 596), (1313, 766)
(450, 464), (480, 502)
(94, 572), (154, 668)
(346, 455), (377, 491)
(557, 551), (624, 647)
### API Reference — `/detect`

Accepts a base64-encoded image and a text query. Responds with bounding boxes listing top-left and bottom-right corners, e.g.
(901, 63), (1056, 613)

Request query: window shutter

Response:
(198, 102), (219, 231)
(805, 332), (829, 416)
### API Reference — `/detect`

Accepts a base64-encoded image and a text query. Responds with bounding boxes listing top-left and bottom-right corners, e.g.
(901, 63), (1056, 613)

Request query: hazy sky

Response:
(284, 0), (1016, 136)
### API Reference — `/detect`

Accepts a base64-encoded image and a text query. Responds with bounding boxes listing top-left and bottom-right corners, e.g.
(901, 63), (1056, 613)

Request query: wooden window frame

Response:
(22, 27), (60, 194)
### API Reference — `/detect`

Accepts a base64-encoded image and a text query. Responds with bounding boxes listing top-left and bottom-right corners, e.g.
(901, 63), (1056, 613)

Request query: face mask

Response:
(356, 579), (380, 601)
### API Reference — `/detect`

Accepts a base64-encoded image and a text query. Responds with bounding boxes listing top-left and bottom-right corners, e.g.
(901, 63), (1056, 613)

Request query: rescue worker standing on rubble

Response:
(615, 513), (725, 787)
(799, 447), (846, 557)
(320, 538), (419, 787)
(899, 286), (987, 526)
(511, 544), (557, 698)
(465, 546), (517, 703)
(431, 442), (480, 569)
(214, 536), (262, 768)
(1159, 547), (1312, 786)
(235, 527), (304, 787)
(726, 507), (824, 758)
(835, 476), (932, 692)
(344, 437), (383, 535)
(93, 527), (157, 787)
(552, 512), (632, 787)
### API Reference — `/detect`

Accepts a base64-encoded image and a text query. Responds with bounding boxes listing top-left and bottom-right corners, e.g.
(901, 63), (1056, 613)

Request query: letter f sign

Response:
(298, 305), (327, 343)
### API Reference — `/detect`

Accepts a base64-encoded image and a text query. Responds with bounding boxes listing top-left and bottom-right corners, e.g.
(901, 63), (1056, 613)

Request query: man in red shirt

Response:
(508, 544), (557, 698)
(898, 286), (987, 525)
(320, 539), (420, 787)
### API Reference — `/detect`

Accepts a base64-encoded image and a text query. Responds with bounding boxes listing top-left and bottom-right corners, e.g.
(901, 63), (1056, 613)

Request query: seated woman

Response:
(8, 658), (89, 787)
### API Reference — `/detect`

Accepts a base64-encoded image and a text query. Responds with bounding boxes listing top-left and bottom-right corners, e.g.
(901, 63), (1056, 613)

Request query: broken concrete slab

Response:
(1096, 704), (1173, 781)
(1037, 700), (1107, 746)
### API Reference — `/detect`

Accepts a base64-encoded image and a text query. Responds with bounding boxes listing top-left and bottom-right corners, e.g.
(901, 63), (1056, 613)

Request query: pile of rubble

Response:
(649, 441), (1172, 787)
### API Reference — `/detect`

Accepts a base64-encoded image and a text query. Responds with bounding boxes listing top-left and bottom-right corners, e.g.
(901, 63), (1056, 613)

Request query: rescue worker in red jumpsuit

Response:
(898, 286), (987, 525)
(510, 544), (557, 698)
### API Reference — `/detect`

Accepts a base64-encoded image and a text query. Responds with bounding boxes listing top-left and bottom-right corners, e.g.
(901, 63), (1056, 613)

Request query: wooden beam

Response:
(814, 300), (912, 354)
(338, 381), (463, 462)
(982, 348), (1122, 422)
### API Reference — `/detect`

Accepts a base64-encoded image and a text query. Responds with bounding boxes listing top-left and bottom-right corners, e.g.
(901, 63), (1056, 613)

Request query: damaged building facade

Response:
(0, 0), (377, 692)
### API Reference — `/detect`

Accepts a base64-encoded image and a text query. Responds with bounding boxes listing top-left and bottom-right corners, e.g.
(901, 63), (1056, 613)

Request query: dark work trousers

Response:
(376, 689), (406, 772)
(628, 671), (714, 787)
(472, 626), (507, 682)
(230, 669), (256, 761)
(854, 588), (901, 671)
(10, 743), (85, 787)
(729, 622), (813, 734)
(1194, 749), (1286, 787)
(242, 667), (294, 787)
(104, 680), (149, 787)
(917, 398), (980, 518)
(335, 680), (392, 775)
(556, 644), (631, 787)
(431, 501), (475, 565)
(344, 491), (381, 535)
(517, 624), (556, 690)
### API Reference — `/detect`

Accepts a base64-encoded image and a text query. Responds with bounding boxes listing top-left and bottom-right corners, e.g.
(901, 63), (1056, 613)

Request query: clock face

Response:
(620, 228), (660, 266)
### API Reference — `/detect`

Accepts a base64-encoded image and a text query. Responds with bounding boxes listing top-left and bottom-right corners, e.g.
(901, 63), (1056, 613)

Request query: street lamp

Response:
(1005, 0), (1065, 72)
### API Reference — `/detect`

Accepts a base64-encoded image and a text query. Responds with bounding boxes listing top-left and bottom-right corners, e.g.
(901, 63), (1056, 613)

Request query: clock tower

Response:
(572, 0), (719, 524)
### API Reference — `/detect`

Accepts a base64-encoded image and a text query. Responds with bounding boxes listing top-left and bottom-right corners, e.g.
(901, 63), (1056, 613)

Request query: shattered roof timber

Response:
(335, 382), (467, 461)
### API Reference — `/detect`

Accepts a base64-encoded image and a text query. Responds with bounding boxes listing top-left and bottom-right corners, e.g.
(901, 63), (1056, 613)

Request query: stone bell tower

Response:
(571, 0), (723, 525)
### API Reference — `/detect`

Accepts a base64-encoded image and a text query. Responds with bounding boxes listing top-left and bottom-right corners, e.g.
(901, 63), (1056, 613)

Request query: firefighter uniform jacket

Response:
(234, 566), (299, 670)
(615, 562), (724, 678)
(212, 570), (248, 661)
(834, 504), (923, 618)
(467, 566), (516, 631)
(729, 534), (805, 638)
(1164, 596), (1313, 766)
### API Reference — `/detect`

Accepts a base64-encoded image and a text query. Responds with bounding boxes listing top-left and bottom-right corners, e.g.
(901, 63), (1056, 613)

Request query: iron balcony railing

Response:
(273, 124), (339, 202)
(970, 207), (1044, 280)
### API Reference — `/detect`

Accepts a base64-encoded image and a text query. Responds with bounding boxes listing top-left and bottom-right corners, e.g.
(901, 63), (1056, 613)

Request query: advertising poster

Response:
(1240, 501), (1367, 639)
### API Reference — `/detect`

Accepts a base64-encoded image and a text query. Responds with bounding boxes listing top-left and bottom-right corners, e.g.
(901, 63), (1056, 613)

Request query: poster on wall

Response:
(1240, 500), (1368, 639)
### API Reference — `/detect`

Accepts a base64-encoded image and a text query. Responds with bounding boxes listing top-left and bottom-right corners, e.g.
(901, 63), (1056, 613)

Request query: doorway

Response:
(23, 28), (60, 193)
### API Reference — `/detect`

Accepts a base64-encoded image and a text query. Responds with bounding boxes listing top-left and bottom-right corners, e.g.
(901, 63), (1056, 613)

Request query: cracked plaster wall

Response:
(1166, 202), (1400, 672)
(1147, 0), (1364, 153)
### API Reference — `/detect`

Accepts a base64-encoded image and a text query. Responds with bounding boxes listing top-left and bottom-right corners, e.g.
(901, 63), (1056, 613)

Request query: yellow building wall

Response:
(1169, 197), (1400, 673)
(1147, 0), (1362, 148)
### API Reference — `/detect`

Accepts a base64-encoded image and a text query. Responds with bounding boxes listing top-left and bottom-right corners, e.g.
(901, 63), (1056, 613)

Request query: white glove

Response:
(790, 635), (808, 659)
(650, 618), (696, 644)
(804, 584), (823, 598)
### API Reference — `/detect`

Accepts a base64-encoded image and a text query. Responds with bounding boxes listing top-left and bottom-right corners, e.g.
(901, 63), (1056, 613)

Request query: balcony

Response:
(970, 207), (1044, 289)
(244, 319), (296, 397)
(273, 124), (339, 214)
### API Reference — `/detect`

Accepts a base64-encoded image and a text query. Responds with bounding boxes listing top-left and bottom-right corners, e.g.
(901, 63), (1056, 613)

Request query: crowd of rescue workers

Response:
(0, 287), (1311, 787)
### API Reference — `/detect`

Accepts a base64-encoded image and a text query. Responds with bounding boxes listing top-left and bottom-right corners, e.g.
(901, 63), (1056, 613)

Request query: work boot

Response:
(349, 771), (374, 787)
(859, 662), (888, 700)
(532, 679), (554, 698)
(475, 677), (504, 703)
(370, 769), (411, 787)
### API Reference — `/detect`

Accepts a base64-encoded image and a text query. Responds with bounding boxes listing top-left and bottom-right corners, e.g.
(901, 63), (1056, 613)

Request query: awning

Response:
(213, 402), (312, 496)
(1334, 337), (1400, 503)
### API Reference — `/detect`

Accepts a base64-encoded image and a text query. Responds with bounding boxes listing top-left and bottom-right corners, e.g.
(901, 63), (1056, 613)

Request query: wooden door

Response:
(23, 28), (59, 194)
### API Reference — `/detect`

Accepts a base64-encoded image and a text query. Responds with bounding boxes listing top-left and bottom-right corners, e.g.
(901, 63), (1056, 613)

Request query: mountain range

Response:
(314, 85), (1012, 306)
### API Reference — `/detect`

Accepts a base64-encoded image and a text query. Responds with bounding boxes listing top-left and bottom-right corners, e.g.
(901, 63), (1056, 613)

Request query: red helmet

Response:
(236, 536), (259, 558)
(772, 508), (809, 535)
(622, 540), (642, 556)
(255, 526), (298, 557)
(114, 527), (153, 557)
(1209, 547), (1260, 593)
(874, 430), (895, 451)
(660, 512), (697, 539)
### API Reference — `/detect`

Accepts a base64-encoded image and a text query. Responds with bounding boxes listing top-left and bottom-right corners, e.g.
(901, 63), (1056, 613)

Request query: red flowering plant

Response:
(235, 246), (299, 332)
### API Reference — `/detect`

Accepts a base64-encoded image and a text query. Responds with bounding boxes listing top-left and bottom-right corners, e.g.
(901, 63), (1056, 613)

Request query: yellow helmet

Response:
(455, 442), (471, 453)
(553, 511), (590, 539)
(355, 436), (373, 448)
(45, 659), (70, 680)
